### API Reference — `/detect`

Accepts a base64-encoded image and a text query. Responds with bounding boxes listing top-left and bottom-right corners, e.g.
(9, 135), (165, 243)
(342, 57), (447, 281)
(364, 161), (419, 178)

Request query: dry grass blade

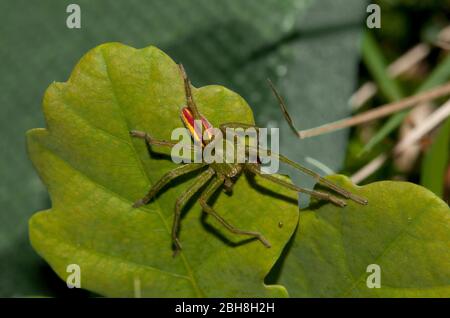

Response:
(350, 43), (430, 110)
(299, 82), (450, 139)
(351, 99), (450, 184)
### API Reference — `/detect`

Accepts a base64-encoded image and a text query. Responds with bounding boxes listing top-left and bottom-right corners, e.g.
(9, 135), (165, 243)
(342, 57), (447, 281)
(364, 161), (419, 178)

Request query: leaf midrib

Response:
(100, 48), (204, 297)
(44, 227), (192, 281)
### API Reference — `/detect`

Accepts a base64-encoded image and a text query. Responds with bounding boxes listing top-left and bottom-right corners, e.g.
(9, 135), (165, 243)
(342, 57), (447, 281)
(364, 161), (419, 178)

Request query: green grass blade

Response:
(361, 31), (404, 102)
(421, 118), (450, 197)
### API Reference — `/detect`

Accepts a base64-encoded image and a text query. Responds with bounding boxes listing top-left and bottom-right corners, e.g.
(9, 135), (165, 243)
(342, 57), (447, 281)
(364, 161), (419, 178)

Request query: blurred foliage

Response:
(362, 32), (405, 102)
(376, 0), (450, 56)
(345, 0), (450, 200)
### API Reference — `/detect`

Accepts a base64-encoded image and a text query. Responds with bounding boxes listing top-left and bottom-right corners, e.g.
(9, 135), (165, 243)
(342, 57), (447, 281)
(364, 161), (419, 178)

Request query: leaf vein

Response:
(340, 205), (432, 296)
(99, 48), (204, 297)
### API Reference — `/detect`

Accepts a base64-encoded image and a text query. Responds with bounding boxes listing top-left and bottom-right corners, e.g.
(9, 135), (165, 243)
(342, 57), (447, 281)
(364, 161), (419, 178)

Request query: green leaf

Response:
(421, 118), (450, 198)
(273, 175), (450, 297)
(27, 43), (299, 297)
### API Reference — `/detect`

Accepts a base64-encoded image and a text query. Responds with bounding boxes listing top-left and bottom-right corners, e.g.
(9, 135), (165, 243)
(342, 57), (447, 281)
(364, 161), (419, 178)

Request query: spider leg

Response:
(254, 148), (368, 205)
(133, 163), (206, 208)
(219, 122), (261, 134)
(266, 81), (368, 205)
(130, 130), (177, 148)
(171, 168), (215, 256)
(131, 130), (201, 163)
(179, 64), (202, 120)
(219, 122), (367, 205)
(245, 164), (348, 207)
(267, 79), (299, 137)
(199, 174), (271, 248)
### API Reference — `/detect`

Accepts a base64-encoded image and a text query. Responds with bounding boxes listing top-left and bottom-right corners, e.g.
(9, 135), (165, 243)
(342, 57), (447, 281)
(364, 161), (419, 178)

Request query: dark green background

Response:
(0, 0), (365, 296)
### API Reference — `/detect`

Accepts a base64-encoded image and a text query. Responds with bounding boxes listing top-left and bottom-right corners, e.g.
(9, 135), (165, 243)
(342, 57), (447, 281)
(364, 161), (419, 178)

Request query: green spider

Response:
(130, 64), (367, 255)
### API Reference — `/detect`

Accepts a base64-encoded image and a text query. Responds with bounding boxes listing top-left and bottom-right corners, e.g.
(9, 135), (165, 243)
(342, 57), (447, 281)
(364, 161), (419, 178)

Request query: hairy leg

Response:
(133, 163), (206, 208)
(172, 168), (215, 255)
(130, 130), (177, 148)
(245, 164), (347, 207)
(266, 82), (368, 204)
(199, 174), (271, 248)
(219, 122), (261, 134)
(256, 148), (368, 205)
(267, 79), (299, 137)
(179, 64), (202, 120)
(219, 122), (367, 205)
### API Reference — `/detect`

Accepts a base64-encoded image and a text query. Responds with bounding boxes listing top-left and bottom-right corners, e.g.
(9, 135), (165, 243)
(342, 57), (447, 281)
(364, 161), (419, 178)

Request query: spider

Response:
(130, 64), (368, 255)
